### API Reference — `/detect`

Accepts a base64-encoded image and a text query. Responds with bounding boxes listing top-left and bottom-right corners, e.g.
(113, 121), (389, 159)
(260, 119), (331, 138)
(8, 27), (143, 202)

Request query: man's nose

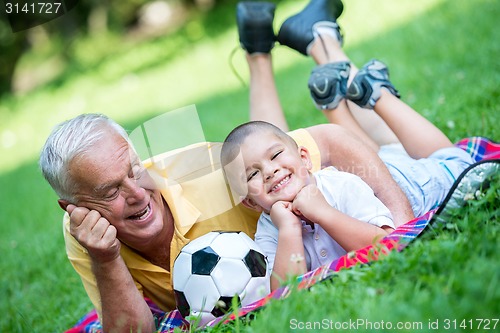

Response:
(124, 178), (146, 204)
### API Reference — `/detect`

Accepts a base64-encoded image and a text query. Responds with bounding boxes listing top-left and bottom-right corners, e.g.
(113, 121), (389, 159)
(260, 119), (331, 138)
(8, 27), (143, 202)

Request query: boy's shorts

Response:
(378, 144), (474, 217)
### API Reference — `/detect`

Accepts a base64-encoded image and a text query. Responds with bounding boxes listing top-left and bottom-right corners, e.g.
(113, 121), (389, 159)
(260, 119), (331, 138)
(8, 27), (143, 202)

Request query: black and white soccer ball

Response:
(173, 231), (270, 325)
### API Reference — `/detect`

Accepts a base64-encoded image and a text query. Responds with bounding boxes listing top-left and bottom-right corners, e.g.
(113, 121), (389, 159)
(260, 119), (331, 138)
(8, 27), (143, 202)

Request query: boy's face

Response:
(230, 131), (313, 213)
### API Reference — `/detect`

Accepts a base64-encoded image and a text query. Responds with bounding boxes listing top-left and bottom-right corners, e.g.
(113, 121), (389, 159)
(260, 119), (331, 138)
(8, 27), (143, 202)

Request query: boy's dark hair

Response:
(221, 121), (297, 168)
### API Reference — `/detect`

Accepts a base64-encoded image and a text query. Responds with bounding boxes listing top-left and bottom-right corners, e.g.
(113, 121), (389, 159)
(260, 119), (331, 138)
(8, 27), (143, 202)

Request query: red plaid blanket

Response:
(65, 137), (499, 332)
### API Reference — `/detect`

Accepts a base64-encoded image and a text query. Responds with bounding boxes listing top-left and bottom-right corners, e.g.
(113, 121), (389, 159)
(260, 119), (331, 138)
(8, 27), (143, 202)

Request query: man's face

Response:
(234, 131), (312, 213)
(68, 131), (167, 250)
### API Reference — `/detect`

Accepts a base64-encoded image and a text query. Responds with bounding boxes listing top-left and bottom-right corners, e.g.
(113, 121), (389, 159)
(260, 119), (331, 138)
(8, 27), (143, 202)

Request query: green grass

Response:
(0, 0), (498, 331)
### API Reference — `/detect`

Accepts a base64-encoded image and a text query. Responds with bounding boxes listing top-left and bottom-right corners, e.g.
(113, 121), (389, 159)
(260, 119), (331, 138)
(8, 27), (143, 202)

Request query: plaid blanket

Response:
(455, 136), (500, 162)
(64, 298), (187, 333)
(65, 137), (499, 333)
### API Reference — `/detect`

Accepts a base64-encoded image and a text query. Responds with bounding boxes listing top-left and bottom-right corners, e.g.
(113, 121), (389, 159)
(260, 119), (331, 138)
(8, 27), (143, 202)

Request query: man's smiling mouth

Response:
(128, 202), (152, 220)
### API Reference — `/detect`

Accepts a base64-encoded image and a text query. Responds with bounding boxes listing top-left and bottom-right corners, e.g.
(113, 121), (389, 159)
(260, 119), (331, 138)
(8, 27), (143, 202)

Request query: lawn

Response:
(0, 0), (498, 332)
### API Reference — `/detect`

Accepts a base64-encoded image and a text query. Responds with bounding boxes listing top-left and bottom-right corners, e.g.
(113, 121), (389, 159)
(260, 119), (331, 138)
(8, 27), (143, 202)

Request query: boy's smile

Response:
(269, 174), (292, 193)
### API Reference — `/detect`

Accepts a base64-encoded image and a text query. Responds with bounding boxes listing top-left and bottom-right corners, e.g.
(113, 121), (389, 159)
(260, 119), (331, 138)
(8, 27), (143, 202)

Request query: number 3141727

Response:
(5, 2), (62, 14)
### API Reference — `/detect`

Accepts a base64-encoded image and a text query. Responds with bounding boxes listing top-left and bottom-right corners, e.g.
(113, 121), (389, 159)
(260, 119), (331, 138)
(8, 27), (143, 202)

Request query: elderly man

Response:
(39, 1), (413, 332)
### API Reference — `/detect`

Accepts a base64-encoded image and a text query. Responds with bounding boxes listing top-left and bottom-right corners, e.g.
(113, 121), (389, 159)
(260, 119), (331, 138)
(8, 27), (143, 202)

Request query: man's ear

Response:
(298, 146), (312, 170)
(241, 198), (263, 212)
(58, 199), (70, 211)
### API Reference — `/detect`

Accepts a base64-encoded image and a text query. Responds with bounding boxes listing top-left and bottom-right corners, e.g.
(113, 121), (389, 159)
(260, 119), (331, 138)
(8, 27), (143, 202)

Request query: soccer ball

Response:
(173, 231), (270, 325)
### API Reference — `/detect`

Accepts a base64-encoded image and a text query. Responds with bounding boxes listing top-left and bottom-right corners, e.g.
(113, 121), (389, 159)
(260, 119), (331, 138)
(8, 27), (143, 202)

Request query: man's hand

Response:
(66, 204), (156, 332)
(67, 204), (121, 263)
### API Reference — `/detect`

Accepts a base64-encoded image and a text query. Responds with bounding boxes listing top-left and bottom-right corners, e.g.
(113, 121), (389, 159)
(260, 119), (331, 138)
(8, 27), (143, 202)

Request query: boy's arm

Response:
(305, 124), (414, 227)
(293, 184), (393, 252)
(318, 209), (392, 252)
(269, 202), (307, 291)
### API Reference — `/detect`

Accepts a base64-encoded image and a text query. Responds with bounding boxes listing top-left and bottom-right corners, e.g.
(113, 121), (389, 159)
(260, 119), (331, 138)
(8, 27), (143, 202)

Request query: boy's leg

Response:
(348, 60), (454, 159)
(273, 0), (387, 148)
(246, 54), (289, 131)
(237, 2), (289, 131)
(308, 31), (399, 149)
(374, 90), (454, 159)
(276, 0), (400, 147)
(238, 0), (376, 138)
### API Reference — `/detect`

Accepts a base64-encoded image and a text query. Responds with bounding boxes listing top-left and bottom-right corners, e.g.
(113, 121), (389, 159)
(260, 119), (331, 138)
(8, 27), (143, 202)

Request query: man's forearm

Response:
(367, 170), (414, 226)
(92, 256), (156, 333)
(307, 124), (414, 226)
(341, 149), (414, 226)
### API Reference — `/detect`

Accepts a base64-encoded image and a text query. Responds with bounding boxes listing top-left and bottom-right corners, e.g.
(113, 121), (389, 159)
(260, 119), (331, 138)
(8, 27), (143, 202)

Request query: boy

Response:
(236, 0), (473, 221)
(225, 0), (474, 287)
(221, 120), (396, 290)
(222, 58), (473, 288)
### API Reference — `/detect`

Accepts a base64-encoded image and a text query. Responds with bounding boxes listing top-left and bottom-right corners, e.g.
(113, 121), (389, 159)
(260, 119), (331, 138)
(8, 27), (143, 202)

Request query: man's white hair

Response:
(39, 113), (129, 202)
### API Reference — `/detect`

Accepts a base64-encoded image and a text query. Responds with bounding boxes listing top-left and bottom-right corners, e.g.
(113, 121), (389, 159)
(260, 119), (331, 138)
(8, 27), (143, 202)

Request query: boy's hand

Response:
(270, 201), (301, 231)
(292, 184), (331, 223)
(67, 204), (122, 264)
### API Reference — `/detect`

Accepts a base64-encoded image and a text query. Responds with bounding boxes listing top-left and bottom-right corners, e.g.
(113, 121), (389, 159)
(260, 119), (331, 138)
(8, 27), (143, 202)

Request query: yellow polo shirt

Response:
(63, 129), (321, 318)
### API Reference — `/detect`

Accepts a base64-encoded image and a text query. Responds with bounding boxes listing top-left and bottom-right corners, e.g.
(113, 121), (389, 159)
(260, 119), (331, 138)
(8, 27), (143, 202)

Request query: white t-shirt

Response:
(254, 167), (394, 272)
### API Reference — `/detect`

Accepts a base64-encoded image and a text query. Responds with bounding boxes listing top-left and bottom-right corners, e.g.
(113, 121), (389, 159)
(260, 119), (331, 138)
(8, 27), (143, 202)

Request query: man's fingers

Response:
(69, 209), (104, 242)
(66, 204), (76, 214)
(68, 206), (92, 229)
(90, 218), (119, 248)
(68, 210), (121, 261)
(103, 223), (117, 240)
(102, 224), (120, 250)
(91, 217), (119, 246)
(89, 216), (109, 236)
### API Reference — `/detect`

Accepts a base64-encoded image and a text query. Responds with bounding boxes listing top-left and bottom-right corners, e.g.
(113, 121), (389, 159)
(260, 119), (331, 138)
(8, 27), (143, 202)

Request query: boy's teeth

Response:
(272, 176), (289, 191)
